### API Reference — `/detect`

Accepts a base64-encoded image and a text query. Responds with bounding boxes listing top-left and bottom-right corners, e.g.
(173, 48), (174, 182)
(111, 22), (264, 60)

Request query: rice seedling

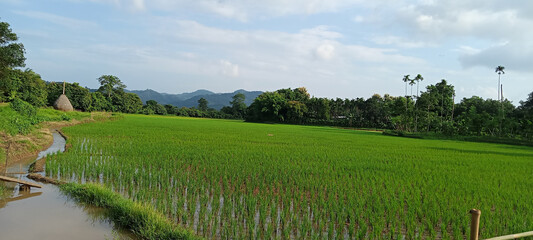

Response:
(47, 114), (533, 239)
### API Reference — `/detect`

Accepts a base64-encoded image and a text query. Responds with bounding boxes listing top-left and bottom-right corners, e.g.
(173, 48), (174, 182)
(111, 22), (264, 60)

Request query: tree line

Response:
(245, 82), (533, 140)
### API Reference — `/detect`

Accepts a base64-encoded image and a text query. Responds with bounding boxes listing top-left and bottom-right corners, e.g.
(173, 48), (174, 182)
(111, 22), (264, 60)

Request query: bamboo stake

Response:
(470, 209), (481, 240)
(4, 140), (10, 174)
(485, 231), (533, 240)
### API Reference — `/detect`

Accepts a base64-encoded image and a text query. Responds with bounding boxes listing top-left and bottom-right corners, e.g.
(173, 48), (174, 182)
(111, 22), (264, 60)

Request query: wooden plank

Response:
(485, 231), (533, 240)
(0, 175), (42, 188)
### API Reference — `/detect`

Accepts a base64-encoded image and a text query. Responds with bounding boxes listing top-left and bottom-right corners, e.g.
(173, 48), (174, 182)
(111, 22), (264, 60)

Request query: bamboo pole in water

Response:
(4, 140), (10, 174)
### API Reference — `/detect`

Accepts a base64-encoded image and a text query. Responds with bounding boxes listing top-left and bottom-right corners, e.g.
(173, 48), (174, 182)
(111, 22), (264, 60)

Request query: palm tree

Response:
(402, 75), (410, 97)
(495, 66), (505, 101)
(414, 74), (424, 99)
(495, 66), (506, 136)
(411, 74), (423, 132)
(409, 78), (416, 98)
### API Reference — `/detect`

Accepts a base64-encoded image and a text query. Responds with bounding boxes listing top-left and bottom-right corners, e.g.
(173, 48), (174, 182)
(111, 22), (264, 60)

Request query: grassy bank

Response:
(0, 102), (90, 168)
(0, 102), (88, 136)
(60, 182), (198, 240)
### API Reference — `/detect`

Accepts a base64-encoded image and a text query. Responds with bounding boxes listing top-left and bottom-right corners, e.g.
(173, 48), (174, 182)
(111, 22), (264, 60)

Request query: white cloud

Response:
(146, 19), (426, 96)
(372, 36), (434, 48)
(396, 1), (533, 41)
(459, 41), (533, 72)
(88, 0), (365, 21)
(300, 26), (342, 39)
(32, 16), (424, 97)
(353, 15), (365, 23)
(220, 60), (239, 77)
(131, 0), (145, 11)
(456, 46), (481, 55)
(316, 43), (335, 60)
(12, 10), (97, 29)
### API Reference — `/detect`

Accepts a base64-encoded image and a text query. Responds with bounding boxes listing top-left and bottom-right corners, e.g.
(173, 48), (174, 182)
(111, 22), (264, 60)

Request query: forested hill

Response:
(125, 89), (263, 110)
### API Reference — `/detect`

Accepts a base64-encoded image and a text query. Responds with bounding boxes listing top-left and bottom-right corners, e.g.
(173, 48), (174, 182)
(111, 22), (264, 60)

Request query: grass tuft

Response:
(60, 182), (199, 240)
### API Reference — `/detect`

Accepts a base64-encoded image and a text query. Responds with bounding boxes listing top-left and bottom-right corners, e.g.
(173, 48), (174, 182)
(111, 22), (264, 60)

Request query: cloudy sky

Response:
(1, 0), (532, 104)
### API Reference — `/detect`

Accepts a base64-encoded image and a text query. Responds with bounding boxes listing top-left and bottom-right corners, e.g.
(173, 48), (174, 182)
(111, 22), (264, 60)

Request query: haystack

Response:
(53, 94), (74, 111)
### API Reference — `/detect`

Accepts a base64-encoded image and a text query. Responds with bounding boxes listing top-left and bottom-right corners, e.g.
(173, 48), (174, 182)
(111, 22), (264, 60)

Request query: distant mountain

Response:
(126, 89), (215, 104)
(127, 89), (263, 110)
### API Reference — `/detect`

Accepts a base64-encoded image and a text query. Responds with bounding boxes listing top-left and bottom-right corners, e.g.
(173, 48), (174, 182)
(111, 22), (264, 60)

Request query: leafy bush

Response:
(10, 98), (36, 117)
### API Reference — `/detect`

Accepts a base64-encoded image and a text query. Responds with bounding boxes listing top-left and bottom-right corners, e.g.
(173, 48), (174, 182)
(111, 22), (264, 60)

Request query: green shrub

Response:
(9, 116), (33, 134)
(10, 98), (36, 117)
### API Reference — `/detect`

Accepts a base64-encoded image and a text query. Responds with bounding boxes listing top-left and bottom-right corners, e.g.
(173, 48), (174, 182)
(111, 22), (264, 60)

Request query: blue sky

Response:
(1, 0), (532, 104)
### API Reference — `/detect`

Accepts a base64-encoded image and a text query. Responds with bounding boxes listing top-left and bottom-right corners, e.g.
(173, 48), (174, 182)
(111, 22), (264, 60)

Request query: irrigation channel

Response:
(0, 131), (136, 240)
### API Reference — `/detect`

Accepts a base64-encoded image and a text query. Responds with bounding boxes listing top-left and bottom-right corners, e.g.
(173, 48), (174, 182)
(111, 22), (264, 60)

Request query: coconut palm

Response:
(495, 66), (505, 101)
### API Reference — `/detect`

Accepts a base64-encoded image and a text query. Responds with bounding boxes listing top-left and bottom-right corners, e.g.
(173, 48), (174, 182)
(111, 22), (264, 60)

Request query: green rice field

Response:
(46, 114), (533, 239)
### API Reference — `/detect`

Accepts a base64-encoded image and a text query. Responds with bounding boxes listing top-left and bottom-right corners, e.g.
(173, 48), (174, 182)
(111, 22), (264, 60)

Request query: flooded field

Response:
(0, 131), (136, 240)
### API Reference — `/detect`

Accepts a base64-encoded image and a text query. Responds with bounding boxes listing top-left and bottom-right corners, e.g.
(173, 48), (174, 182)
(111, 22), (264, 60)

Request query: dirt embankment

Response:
(27, 173), (64, 185)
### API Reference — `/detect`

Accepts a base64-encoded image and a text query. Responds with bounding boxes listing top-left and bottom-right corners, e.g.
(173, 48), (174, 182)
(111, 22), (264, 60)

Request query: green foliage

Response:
(46, 81), (92, 111)
(143, 100), (167, 115)
(97, 75), (126, 99)
(1, 69), (47, 106)
(112, 91), (142, 114)
(0, 21), (26, 75)
(0, 103), (89, 135)
(60, 183), (198, 240)
(247, 88), (393, 128)
(246, 91), (287, 122)
(197, 97), (208, 112)
(46, 81), (143, 114)
(87, 91), (112, 112)
(229, 93), (246, 118)
(0, 102), (35, 135)
(48, 114), (533, 239)
(10, 98), (36, 117)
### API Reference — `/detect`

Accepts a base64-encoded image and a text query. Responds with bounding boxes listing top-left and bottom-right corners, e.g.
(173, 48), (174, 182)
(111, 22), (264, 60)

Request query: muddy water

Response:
(0, 131), (136, 240)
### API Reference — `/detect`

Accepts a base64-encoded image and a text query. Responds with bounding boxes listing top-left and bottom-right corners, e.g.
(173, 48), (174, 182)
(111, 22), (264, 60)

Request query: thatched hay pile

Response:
(53, 94), (74, 111)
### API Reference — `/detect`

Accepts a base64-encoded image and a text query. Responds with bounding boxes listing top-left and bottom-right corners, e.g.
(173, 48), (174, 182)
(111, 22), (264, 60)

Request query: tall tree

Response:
(414, 74), (424, 99)
(97, 75), (126, 99)
(413, 74), (424, 132)
(495, 66), (505, 101)
(0, 21), (27, 101)
(409, 78), (416, 97)
(0, 21), (25, 76)
(402, 75), (410, 98)
(198, 97), (208, 112)
(230, 93), (247, 118)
